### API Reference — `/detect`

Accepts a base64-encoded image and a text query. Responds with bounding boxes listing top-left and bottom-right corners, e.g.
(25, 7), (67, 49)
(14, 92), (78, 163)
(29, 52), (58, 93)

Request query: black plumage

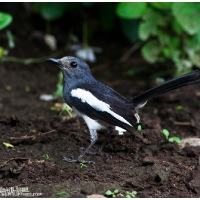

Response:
(47, 56), (200, 164)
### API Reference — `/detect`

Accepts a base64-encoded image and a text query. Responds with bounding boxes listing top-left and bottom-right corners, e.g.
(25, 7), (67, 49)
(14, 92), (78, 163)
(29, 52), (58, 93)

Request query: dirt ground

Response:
(0, 3), (200, 198)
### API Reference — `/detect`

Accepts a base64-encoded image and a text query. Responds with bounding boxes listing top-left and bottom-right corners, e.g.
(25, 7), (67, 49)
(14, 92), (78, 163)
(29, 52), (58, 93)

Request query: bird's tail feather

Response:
(131, 70), (200, 107)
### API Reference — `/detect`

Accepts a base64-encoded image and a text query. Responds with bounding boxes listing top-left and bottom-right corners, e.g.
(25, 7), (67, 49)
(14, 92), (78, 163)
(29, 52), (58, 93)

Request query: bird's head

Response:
(47, 56), (92, 80)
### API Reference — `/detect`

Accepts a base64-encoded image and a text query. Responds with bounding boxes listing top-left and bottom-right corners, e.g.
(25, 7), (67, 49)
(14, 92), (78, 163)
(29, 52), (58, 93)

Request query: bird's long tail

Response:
(131, 70), (200, 108)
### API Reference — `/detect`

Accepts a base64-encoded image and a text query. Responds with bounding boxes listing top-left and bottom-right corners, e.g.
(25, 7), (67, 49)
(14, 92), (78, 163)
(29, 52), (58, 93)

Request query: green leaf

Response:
(57, 191), (69, 196)
(172, 2), (200, 35)
(175, 105), (185, 111)
(162, 48), (172, 58)
(41, 3), (67, 20)
(113, 189), (119, 194)
(0, 46), (4, 59)
(37, 2), (80, 21)
(3, 142), (14, 148)
(186, 46), (200, 68)
(105, 190), (113, 196)
(138, 8), (167, 41)
(116, 2), (147, 19)
(137, 125), (142, 131)
(139, 21), (155, 41)
(162, 129), (169, 139)
(172, 19), (183, 35)
(132, 191), (137, 195)
(141, 40), (161, 63)
(168, 137), (181, 143)
(150, 2), (172, 10)
(0, 12), (12, 30)
(157, 29), (171, 46)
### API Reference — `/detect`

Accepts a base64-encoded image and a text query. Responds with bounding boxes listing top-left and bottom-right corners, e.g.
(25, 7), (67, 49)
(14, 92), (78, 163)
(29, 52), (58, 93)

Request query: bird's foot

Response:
(62, 156), (95, 164)
(79, 147), (112, 159)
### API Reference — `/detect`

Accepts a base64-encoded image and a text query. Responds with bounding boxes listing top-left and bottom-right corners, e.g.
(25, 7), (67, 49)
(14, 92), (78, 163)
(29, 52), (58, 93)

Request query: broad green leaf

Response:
(172, 2), (200, 35)
(141, 40), (161, 63)
(162, 48), (172, 58)
(113, 189), (119, 194)
(116, 2), (147, 19)
(162, 129), (169, 139)
(157, 29), (171, 46)
(150, 2), (172, 10)
(39, 2), (80, 21)
(41, 3), (67, 20)
(187, 50), (200, 67)
(139, 21), (155, 41)
(142, 8), (167, 27)
(169, 137), (181, 143)
(139, 8), (167, 41)
(0, 12), (12, 30)
(137, 125), (142, 131)
(105, 190), (113, 196)
(172, 19), (183, 35)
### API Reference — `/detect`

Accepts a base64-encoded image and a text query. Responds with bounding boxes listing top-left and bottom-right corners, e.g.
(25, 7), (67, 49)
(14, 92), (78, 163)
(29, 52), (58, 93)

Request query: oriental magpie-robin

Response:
(47, 56), (200, 163)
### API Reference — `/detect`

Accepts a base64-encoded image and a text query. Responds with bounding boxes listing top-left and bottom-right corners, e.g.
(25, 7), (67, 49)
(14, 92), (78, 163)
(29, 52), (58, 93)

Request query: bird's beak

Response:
(47, 58), (63, 66)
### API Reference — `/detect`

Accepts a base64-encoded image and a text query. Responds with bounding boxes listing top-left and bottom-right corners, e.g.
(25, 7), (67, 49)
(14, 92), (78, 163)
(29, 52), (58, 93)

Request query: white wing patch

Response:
(71, 88), (132, 127)
(73, 107), (105, 131)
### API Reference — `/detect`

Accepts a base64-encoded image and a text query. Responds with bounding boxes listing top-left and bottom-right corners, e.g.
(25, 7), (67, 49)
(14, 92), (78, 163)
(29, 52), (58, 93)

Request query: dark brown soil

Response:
(0, 3), (200, 198)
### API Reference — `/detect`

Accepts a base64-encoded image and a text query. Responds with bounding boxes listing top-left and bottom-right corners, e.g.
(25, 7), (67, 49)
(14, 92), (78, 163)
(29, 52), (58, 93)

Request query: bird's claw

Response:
(62, 156), (95, 164)
(79, 147), (112, 159)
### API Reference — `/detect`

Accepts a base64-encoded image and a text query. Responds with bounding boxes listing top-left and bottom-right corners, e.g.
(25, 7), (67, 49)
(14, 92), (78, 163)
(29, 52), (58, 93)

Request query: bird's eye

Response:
(70, 62), (77, 67)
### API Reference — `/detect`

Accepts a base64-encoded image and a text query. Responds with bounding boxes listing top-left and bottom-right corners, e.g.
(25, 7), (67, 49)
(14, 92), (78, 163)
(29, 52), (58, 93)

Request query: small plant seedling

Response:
(137, 124), (144, 136)
(162, 129), (169, 138)
(126, 191), (137, 198)
(105, 189), (119, 198)
(175, 105), (187, 112)
(57, 191), (70, 196)
(162, 129), (181, 143)
(80, 162), (87, 168)
(25, 86), (30, 92)
(50, 103), (73, 117)
(137, 124), (142, 131)
(3, 142), (14, 148)
(168, 137), (181, 143)
(59, 103), (73, 117)
(43, 154), (50, 159)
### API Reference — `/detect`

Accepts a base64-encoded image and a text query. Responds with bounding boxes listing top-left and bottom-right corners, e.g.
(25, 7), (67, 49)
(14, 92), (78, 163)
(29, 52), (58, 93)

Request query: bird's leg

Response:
(63, 129), (97, 164)
(79, 128), (113, 159)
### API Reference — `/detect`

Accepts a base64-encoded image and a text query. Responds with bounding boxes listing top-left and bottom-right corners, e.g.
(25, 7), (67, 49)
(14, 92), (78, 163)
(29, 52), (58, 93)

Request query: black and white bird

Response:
(47, 56), (200, 163)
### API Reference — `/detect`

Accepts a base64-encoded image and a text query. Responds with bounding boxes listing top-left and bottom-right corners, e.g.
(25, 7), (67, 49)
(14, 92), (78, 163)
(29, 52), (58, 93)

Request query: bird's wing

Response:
(69, 83), (143, 139)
